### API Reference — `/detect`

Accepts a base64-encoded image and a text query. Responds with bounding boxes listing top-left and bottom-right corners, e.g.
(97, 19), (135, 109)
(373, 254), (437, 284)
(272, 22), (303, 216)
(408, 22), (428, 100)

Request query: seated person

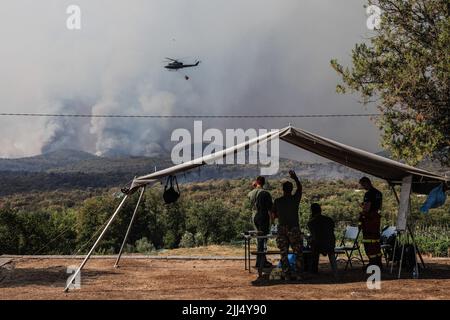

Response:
(307, 203), (337, 276)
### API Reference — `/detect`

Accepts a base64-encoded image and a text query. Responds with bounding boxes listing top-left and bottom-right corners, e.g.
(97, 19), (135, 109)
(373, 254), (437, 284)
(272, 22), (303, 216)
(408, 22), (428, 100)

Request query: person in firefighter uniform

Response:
(358, 176), (383, 268)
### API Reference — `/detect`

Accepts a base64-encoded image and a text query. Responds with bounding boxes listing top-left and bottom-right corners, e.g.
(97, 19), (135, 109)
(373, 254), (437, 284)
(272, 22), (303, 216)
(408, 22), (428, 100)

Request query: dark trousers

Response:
(311, 247), (337, 276)
(361, 212), (382, 267)
(254, 216), (269, 266)
(362, 238), (382, 267)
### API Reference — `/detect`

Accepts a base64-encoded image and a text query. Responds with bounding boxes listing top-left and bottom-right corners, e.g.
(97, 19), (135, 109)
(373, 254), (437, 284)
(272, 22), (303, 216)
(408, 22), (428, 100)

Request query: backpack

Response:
(163, 175), (180, 204)
(393, 244), (418, 272)
(388, 243), (418, 274)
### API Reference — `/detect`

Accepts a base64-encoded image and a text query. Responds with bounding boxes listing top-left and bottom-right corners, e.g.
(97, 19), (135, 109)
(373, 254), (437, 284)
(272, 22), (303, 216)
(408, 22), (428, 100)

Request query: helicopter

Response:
(164, 57), (200, 70)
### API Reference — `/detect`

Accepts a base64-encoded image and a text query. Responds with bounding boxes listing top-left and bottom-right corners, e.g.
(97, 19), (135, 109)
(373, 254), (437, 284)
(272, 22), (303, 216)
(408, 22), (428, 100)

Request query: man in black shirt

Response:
(359, 176), (383, 268)
(248, 176), (273, 269)
(307, 203), (337, 276)
(272, 170), (303, 280)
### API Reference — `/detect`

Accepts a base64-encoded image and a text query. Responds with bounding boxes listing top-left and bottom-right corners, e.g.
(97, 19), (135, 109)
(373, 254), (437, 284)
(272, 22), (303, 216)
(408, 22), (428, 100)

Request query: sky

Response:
(0, 0), (381, 161)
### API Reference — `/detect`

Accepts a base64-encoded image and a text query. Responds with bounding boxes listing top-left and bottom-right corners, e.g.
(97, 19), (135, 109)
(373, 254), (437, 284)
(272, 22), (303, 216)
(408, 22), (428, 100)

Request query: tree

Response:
(331, 0), (449, 165)
(143, 188), (168, 249)
(163, 203), (187, 249)
(0, 204), (21, 254)
(186, 199), (238, 245)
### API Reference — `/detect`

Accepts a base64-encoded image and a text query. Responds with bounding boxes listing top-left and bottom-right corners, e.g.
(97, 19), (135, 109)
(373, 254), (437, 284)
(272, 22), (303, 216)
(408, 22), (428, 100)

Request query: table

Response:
(242, 232), (277, 273)
(242, 231), (312, 274)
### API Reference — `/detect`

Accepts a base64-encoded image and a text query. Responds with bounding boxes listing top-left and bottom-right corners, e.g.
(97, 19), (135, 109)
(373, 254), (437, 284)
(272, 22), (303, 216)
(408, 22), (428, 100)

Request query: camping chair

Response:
(380, 226), (397, 268)
(334, 226), (365, 270)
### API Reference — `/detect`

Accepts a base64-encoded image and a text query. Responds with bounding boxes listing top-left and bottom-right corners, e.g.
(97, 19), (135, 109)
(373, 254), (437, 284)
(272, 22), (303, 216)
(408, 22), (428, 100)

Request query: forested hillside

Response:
(1, 179), (448, 257)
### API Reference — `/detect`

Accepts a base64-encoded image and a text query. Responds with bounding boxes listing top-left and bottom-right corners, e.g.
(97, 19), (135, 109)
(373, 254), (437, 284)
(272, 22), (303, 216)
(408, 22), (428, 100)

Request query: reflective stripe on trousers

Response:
(362, 239), (380, 243)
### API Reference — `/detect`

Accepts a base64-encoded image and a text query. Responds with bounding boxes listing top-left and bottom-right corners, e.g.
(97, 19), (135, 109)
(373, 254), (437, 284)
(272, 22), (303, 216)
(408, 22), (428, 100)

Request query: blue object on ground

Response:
(277, 253), (297, 271)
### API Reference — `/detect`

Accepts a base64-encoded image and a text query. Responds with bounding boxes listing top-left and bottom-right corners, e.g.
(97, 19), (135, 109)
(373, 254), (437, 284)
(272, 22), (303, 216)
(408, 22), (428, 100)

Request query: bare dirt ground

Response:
(1, 256), (449, 300)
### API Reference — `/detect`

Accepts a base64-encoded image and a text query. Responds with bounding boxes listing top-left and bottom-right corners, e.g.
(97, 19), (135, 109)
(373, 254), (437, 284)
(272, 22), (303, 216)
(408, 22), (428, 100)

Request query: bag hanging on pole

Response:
(163, 175), (180, 204)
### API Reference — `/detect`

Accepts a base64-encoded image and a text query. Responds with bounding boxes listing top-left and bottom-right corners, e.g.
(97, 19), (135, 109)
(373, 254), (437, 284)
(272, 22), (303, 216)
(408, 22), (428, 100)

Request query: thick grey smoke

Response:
(0, 0), (380, 160)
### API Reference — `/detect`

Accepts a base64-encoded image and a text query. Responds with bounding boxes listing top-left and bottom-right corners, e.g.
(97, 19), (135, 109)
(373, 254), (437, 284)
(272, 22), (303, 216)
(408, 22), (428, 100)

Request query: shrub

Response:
(135, 237), (155, 254)
(179, 231), (195, 248)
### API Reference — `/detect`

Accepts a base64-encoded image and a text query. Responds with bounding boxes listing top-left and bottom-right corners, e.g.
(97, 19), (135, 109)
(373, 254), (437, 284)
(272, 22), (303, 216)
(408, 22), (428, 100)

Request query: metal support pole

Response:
(390, 184), (423, 278)
(390, 184), (400, 203)
(407, 224), (426, 269)
(397, 234), (405, 279)
(391, 184), (426, 275)
(64, 195), (129, 292)
(114, 187), (145, 268)
(390, 184), (400, 225)
(390, 235), (397, 274)
(389, 184), (399, 274)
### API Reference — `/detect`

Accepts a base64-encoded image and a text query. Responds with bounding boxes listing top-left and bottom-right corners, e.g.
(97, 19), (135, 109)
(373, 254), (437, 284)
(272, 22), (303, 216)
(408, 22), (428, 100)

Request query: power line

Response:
(0, 112), (380, 119)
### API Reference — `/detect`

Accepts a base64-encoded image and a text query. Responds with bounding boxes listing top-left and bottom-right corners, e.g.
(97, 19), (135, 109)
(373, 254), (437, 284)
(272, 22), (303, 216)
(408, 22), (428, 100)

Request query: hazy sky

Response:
(0, 0), (380, 161)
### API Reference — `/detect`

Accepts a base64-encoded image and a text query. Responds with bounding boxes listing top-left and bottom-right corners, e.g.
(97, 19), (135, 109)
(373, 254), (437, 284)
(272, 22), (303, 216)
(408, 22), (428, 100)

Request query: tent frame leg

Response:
(64, 195), (129, 292)
(114, 186), (145, 268)
(397, 232), (405, 279)
(407, 224), (426, 269)
(390, 235), (398, 274)
(389, 185), (426, 278)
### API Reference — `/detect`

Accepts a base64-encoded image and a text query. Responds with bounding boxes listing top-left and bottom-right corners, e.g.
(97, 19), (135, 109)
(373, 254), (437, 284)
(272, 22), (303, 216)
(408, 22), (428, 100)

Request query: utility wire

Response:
(0, 113), (380, 119)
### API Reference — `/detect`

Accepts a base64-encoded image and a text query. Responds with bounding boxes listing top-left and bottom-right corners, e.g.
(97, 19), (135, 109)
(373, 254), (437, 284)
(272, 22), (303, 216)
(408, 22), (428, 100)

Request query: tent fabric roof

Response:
(279, 127), (447, 193)
(127, 126), (448, 195)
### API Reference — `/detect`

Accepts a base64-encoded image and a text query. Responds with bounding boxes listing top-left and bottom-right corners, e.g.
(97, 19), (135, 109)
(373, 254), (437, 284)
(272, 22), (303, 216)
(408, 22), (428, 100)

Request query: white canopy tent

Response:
(127, 126), (447, 194)
(65, 126), (448, 291)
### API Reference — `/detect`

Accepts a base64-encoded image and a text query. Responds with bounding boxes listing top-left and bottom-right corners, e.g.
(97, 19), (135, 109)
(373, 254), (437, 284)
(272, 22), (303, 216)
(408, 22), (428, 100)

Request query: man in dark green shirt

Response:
(248, 176), (273, 269)
(272, 170), (303, 280)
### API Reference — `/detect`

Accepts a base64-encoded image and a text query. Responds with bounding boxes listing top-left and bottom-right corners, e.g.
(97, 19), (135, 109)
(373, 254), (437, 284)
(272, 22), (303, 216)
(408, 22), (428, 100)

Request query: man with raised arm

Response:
(272, 170), (303, 281)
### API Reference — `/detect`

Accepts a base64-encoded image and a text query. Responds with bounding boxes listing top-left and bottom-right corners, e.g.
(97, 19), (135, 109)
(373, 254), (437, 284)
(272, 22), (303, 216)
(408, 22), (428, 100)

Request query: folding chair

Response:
(380, 226), (397, 268)
(334, 226), (365, 270)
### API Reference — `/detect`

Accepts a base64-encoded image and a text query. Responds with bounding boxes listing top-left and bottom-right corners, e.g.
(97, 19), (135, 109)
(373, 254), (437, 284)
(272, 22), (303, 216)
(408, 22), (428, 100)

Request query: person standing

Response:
(248, 176), (273, 269)
(272, 170), (303, 280)
(358, 176), (383, 268)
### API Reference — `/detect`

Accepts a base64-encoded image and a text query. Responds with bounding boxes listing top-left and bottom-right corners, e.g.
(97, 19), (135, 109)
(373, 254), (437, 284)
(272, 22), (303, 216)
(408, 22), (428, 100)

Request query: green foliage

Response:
(0, 204), (77, 255)
(134, 237), (155, 254)
(186, 199), (239, 246)
(331, 0), (450, 165)
(0, 205), (22, 254)
(163, 203), (187, 249)
(0, 179), (448, 256)
(179, 231), (195, 248)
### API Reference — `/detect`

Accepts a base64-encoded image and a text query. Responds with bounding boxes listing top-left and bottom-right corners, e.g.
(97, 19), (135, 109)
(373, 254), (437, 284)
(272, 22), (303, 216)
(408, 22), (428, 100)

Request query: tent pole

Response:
(406, 195), (426, 269)
(390, 184), (400, 204)
(407, 224), (426, 269)
(390, 184), (406, 279)
(390, 184), (400, 225)
(407, 197), (419, 278)
(64, 194), (129, 292)
(390, 234), (397, 274)
(389, 184), (401, 275)
(114, 186), (145, 268)
(397, 239), (405, 279)
(390, 184), (426, 277)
